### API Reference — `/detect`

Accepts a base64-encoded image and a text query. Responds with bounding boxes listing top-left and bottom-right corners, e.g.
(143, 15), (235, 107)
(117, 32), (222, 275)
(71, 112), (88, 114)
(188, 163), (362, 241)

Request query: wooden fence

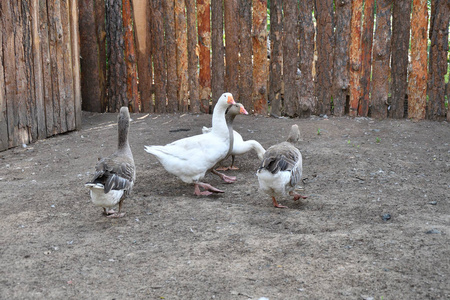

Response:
(80, 0), (450, 121)
(0, 0), (81, 151)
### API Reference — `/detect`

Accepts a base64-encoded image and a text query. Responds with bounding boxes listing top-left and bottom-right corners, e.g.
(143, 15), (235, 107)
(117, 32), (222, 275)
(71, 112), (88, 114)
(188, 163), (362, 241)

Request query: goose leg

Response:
(272, 197), (288, 208)
(211, 169), (236, 183)
(228, 155), (239, 170)
(103, 208), (116, 215)
(194, 182), (224, 196)
(107, 198), (126, 218)
(290, 191), (308, 201)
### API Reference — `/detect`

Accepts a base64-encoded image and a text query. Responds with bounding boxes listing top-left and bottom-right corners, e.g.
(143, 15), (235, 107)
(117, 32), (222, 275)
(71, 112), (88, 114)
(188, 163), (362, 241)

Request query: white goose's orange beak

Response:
(227, 94), (236, 105)
(240, 106), (249, 115)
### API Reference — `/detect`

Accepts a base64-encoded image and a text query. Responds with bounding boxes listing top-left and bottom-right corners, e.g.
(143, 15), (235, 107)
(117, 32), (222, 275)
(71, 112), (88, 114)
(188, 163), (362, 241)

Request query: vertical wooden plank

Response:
(175, 0), (189, 112)
(132, 0), (153, 113)
(427, 0), (450, 120)
(408, 0), (428, 120)
(252, 0), (268, 115)
(197, 0), (211, 113)
(0, 18), (8, 150)
(1, 1), (17, 147)
(282, 0), (299, 117)
(390, 0), (411, 118)
(358, 0), (375, 116)
(39, 0), (55, 136)
(332, 0), (351, 116)
(298, 0), (315, 117)
(31, 0), (47, 139)
(69, 0), (82, 129)
(314, 0), (334, 115)
(224, 0), (239, 100)
(349, 0), (363, 117)
(186, 0), (200, 112)
(238, 0), (252, 110)
(164, 0), (179, 113)
(211, 0), (225, 107)
(371, 0), (392, 119)
(151, 0), (167, 113)
(123, 0), (139, 112)
(94, 0), (107, 113)
(268, 0), (282, 117)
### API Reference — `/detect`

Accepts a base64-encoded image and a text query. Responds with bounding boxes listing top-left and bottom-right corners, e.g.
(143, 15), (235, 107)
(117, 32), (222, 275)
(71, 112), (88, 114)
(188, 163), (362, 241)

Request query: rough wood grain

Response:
(268, 0), (282, 117)
(371, 0), (392, 119)
(224, 0), (239, 100)
(238, 0), (252, 111)
(123, 0), (139, 112)
(349, 0), (363, 117)
(197, 0), (211, 113)
(163, 0), (178, 113)
(175, 0), (189, 112)
(211, 0), (225, 107)
(94, 0), (107, 113)
(186, 0), (200, 112)
(252, 0), (268, 115)
(151, 0), (167, 113)
(70, 0), (82, 129)
(0, 19), (7, 150)
(390, 0), (411, 118)
(408, 0), (428, 120)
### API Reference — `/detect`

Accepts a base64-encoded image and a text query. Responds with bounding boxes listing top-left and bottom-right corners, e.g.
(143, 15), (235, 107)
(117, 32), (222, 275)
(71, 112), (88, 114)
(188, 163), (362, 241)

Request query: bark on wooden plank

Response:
(239, 0), (252, 111)
(371, 0), (392, 119)
(224, 0), (239, 100)
(427, 0), (450, 120)
(268, 0), (282, 117)
(79, 0), (103, 112)
(175, 0), (189, 112)
(69, 0), (82, 130)
(123, 0), (139, 112)
(358, 0), (375, 117)
(31, 0), (46, 139)
(94, 0), (107, 113)
(60, 0), (76, 131)
(332, 0), (351, 116)
(163, 0), (178, 113)
(211, 0), (225, 107)
(151, 0), (167, 113)
(314, 0), (334, 115)
(298, 0), (315, 117)
(197, 0), (211, 113)
(349, 0), (363, 117)
(186, 0), (200, 112)
(106, 0), (127, 112)
(1, 1), (18, 146)
(390, 0), (411, 118)
(408, 0), (428, 120)
(282, 0), (299, 117)
(39, 0), (55, 136)
(0, 22), (7, 151)
(252, 0), (268, 115)
(132, 0), (152, 112)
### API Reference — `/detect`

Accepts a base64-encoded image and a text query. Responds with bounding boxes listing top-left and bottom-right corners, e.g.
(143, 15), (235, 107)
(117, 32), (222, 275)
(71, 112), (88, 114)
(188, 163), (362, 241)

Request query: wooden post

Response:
(151, 0), (167, 113)
(314, 0), (334, 116)
(94, 0), (107, 113)
(252, 0), (268, 115)
(164, 0), (178, 113)
(197, 0), (212, 113)
(408, 0), (428, 120)
(268, 0), (282, 117)
(349, 0), (363, 117)
(211, 0), (225, 107)
(0, 17), (7, 151)
(371, 0), (392, 119)
(298, 0), (315, 117)
(239, 0), (253, 110)
(122, 0), (139, 112)
(332, 0), (351, 116)
(175, 0), (189, 112)
(69, 0), (82, 130)
(358, 0), (375, 117)
(390, 0), (411, 118)
(282, 0), (299, 117)
(427, 0), (450, 120)
(132, 0), (153, 112)
(224, 0), (240, 100)
(186, 0), (200, 112)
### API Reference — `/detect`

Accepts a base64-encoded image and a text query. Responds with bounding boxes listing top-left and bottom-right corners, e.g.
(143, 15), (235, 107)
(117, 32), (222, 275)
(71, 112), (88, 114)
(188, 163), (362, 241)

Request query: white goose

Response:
(256, 124), (307, 208)
(203, 104), (265, 170)
(86, 107), (135, 217)
(144, 93), (238, 195)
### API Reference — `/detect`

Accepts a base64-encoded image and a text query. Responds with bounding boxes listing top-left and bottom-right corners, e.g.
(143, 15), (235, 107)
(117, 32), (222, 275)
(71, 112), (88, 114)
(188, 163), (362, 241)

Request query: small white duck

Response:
(256, 124), (307, 208)
(144, 93), (239, 195)
(86, 107), (135, 217)
(202, 104), (265, 170)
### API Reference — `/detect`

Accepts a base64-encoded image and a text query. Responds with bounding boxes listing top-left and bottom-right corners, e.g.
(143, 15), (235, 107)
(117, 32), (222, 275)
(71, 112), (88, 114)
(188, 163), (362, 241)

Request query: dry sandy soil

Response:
(0, 111), (449, 299)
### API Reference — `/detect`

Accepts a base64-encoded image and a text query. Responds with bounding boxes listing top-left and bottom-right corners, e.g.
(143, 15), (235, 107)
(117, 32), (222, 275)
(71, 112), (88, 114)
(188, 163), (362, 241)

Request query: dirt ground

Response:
(0, 111), (449, 299)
